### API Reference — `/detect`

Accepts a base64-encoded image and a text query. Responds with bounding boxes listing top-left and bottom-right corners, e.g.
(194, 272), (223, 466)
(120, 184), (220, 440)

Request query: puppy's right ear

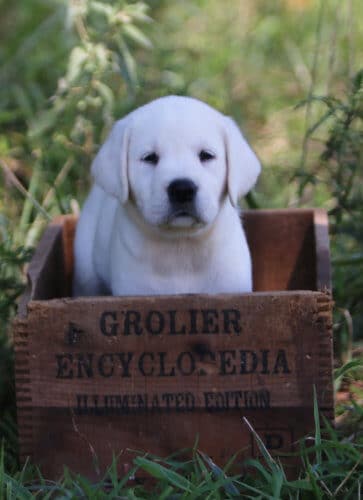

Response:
(91, 118), (130, 203)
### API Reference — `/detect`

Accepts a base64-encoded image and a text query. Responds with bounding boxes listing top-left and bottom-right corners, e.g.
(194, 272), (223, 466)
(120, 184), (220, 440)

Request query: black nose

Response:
(167, 178), (198, 204)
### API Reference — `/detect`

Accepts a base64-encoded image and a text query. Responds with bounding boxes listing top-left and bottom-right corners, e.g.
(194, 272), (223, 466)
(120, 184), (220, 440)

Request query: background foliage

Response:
(0, 0), (362, 495)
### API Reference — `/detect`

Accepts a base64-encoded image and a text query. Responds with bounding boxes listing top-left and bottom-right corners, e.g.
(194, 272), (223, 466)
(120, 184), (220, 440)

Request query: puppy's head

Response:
(92, 96), (260, 235)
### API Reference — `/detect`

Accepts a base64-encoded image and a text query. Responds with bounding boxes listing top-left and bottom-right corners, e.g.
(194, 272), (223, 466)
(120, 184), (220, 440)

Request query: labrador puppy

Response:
(73, 96), (260, 296)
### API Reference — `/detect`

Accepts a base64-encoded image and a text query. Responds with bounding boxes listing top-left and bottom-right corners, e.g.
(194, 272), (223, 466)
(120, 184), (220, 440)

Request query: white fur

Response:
(73, 96), (261, 296)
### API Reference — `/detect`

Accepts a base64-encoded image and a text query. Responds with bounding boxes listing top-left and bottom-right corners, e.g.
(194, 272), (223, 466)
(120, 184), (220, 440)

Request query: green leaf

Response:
(28, 108), (61, 139)
(12, 86), (33, 122)
(243, 458), (272, 483)
(334, 358), (363, 391)
(134, 456), (192, 492)
(122, 23), (153, 49)
(2, 473), (33, 499)
(286, 479), (313, 491)
(117, 38), (138, 87)
(124, 2), (153, 24)
(313, 386), (322, 466)
(93, 80), (115, 110)
(197, 450), (240, 496)
(66, 46), (88, 85)
(243, 417), (281, 475)
(89, 1), (114, 19)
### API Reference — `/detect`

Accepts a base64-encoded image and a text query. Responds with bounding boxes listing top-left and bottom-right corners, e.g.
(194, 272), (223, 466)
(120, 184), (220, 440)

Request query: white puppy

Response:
(73, 96), (260, 296)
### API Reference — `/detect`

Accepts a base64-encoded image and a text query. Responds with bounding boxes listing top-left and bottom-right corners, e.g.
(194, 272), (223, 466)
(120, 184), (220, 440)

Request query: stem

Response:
(298, 0), (325, 194)
(0, 161), (48, 219)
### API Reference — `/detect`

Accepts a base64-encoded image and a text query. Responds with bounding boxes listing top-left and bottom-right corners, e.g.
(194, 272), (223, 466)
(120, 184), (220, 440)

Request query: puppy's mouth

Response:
(164, 208), (203, 229)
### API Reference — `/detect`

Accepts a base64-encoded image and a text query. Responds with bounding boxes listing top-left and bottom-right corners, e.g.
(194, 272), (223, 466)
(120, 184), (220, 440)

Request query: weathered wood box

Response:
(13, 209), (334, 479)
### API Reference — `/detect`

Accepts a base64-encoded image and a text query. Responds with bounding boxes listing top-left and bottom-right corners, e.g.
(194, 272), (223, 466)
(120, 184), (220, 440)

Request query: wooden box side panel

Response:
(52, 215), (77, 296)
(18, 221), (69, 313)
(316, 292), (334, 416)
(24, 292), (334, 410)
(13, 318), (33, 464)
(314, 209), (331, 290)
(15, 291), (334, 478)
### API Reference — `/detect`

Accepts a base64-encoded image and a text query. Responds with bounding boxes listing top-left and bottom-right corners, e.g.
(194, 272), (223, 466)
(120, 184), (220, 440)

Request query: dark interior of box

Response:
(27, 210), (329, 302)
(244, 210), (317, 292)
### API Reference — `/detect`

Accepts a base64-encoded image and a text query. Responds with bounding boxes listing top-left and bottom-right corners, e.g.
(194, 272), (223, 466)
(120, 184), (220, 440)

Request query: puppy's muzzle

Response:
(167, 178), (198, 205)
(166, 178), (202, 228)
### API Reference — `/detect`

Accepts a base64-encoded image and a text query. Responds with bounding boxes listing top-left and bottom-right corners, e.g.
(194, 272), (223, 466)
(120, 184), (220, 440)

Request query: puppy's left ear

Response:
(223, 117), (261, 207)
(91, 117), (130, 203)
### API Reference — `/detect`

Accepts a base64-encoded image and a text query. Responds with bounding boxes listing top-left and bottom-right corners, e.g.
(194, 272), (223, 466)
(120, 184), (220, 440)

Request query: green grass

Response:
(1, 403), (362, 498)
(0, 361), (361, 497)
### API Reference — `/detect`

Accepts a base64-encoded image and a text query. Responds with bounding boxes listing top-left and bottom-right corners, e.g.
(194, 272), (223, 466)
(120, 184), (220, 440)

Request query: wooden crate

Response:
(13, 209), (334, 479)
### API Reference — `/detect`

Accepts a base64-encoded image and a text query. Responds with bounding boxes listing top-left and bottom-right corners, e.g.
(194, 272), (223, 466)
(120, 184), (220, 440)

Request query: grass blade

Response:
(134, 456), (192, 492)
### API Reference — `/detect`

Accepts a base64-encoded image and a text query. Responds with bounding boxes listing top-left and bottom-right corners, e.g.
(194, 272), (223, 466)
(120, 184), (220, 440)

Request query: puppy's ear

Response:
(91, 118), (130, 203)
(223, 117), (261, 207)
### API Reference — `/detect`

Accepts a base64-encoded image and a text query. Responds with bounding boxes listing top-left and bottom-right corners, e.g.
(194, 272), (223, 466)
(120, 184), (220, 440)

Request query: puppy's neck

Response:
(111, 197), (245, 288)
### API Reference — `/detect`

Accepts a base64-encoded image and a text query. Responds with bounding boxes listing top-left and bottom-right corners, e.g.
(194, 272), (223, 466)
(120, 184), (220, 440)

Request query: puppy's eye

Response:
(141, 152), (159, 165)
(199, 150), (216, 162)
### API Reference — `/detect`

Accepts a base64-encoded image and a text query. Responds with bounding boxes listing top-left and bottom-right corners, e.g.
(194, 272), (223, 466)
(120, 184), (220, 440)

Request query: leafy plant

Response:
(0, 0), (152, 248)
(0, 412), (362, 498)
(0, 223), (32, 473)
(296, 69), (363, 361)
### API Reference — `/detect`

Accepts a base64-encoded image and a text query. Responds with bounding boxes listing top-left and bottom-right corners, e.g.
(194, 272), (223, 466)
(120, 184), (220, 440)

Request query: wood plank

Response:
(29, 407), (317, 479)
(243, 209), (317, 291)
(23, 292), (333, 411)
(313, 209), (331, 290)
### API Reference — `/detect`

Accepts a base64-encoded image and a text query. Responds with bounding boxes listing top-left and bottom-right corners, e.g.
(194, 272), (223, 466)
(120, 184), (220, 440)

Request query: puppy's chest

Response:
(113, 238), (216, 294)
(142, 239), (213, 277)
